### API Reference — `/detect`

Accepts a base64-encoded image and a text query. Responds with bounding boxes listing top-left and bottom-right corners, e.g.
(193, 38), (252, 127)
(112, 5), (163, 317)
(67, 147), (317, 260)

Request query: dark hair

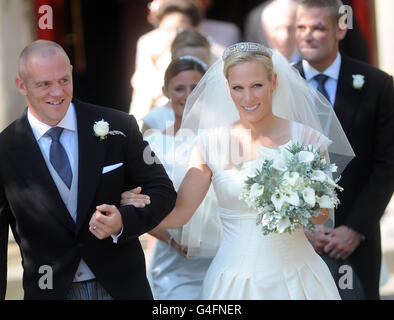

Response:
(171, 29), (211, 59)
(298, 0), (344, 24)
(164, 57), (206, 89)
(156, 0), (203, 27)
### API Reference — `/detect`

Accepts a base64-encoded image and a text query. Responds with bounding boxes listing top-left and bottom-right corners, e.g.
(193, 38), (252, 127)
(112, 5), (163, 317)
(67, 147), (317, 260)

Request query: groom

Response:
(0, 40), (177, 299)
(294, 0), (394, 299)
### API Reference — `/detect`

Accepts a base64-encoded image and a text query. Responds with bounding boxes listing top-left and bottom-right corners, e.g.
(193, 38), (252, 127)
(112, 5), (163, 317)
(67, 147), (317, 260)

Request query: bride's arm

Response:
(121, 145), (213, 229)
(159, 146), (212, 229)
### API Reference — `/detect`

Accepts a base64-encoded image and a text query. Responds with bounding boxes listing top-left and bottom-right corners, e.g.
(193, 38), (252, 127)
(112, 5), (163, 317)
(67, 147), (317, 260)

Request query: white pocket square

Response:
(102, 162), (123, 174)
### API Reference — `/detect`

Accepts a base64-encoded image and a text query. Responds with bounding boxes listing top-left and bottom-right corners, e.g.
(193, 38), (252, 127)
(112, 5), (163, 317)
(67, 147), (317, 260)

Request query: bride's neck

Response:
(238, 114), (290, 146)
(242, 113), (278, 135)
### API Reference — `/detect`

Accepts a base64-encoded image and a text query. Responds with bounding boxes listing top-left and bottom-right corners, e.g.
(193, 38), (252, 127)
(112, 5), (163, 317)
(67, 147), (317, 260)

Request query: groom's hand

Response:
(89, 204), (123, 240)
(323, 225), (362, 261)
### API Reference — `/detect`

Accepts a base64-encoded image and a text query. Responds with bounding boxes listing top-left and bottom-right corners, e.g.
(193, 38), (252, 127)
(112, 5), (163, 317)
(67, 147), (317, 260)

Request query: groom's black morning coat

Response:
(294, 54), (394, 299)
(0, 99), (177, 299)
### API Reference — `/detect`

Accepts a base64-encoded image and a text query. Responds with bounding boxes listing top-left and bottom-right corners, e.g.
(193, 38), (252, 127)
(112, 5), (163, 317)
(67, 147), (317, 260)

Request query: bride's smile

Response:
(242, 103), (259, 112)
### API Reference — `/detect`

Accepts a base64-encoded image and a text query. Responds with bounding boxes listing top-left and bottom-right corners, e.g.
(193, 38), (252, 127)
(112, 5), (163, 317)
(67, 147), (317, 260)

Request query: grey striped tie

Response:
(314, 74), (330, 103)
(46, 127), (73, 189)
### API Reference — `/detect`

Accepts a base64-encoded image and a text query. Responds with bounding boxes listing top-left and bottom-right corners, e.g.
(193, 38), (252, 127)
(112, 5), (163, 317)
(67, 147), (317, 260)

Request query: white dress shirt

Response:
(302, 53), (342, 106)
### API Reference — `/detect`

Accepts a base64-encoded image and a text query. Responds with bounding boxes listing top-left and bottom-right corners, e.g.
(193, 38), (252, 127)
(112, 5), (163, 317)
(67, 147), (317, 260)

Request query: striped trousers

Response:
(67, 279), (113, 300)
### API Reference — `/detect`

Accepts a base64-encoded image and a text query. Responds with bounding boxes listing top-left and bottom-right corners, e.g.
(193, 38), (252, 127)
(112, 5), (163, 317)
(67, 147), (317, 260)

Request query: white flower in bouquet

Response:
(277, 216), (291, 233)
(283, 171), (299, 186)
(258, 145), (278, 161)
(298, 150), (314, 163)
(271, 190), (284, 211)
(311, 170), (327, 182)
(250, 183), (265, 198)
(239, 142), (343, 235)
(302, 187), (316, 207)
(316, 195), (335, 208)
(282, 188), (300, 207)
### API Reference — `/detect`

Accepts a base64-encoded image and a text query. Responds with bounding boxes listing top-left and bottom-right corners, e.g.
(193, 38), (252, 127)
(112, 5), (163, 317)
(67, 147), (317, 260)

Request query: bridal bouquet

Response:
(239, 142), (343, 235)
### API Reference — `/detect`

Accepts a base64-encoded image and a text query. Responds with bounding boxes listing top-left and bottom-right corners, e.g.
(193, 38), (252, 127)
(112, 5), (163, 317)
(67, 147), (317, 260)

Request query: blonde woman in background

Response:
(141, 29), (212, 135)
(129, 0), (203, 129)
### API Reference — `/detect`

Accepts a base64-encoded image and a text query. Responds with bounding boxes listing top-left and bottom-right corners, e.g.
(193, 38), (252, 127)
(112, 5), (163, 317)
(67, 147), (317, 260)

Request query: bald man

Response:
(0, 40), (176, 300)
(261, 0), (300, 63)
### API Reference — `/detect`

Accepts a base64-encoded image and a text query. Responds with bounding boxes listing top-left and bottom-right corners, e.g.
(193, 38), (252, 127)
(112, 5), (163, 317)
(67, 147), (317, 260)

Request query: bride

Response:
(122, 42), (354, 299)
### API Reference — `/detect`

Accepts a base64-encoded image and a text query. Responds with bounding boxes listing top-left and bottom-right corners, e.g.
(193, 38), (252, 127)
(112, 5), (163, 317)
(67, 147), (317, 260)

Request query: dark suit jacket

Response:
(294, 55), (394, 299)
(0, 98), (177, 299)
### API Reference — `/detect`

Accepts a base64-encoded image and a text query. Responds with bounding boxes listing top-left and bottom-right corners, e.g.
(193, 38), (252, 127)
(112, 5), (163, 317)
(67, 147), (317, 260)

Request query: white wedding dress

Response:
(199, 122), (341, 300)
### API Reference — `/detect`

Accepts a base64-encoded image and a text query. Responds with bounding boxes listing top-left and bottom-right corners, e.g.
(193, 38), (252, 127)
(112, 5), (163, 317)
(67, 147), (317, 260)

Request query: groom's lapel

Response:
(6, 112), (76, 232)
(293, 61), (305, 78)
(333, 55), (363, 133)
(295, 58), (362, 134)
(74, 100), (110, 234)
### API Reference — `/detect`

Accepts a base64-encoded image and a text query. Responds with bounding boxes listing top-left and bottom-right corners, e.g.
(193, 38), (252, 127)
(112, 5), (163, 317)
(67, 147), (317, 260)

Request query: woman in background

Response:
(141, 29), (212, 135)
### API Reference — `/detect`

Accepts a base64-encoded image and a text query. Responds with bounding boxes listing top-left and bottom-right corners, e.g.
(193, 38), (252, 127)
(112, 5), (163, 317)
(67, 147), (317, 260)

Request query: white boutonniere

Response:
(93, 119), (125, 141)
(352, 74), (365, 90)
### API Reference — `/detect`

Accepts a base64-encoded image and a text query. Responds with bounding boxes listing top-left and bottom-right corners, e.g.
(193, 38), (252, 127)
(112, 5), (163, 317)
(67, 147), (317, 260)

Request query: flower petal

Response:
(271, 191), (284, 211)
(283, 191), (300, 206)
(298, 151), (314, 163)
(311, 170), (327, 182)
(277, 216), (291, 233)
(317, 195), (334, 208)
(278, 147), (293, 162)
(272, 158), (287, 172)
(94, 119), (110, 137)
(250, 183), (264, 198)
(258, 146), (278, 161)
(283, 171), (299, 186)
(303, 187), (316, 207)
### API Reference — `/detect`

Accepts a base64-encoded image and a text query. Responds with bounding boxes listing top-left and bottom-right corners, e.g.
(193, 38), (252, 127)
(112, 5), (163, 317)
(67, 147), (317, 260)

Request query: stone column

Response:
(0, 0), (35, 131)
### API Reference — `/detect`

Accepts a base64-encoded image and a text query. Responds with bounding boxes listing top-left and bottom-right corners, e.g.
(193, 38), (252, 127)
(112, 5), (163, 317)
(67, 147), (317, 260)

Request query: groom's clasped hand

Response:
(88, 185), (153, 240)
(88, 204), (123, 240)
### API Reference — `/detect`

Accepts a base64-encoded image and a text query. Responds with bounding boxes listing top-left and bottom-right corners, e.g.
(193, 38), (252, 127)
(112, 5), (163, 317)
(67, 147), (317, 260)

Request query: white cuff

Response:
(111, 226), (124, 244)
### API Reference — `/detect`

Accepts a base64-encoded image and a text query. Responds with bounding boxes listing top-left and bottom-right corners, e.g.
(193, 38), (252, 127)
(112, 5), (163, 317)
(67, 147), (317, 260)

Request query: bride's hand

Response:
(171, 241), (188, 258)
(120, 187), (151, 208)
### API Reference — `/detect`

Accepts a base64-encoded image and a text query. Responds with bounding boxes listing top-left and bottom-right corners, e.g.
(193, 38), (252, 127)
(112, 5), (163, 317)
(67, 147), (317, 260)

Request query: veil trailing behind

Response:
(170, 43), (355, 256)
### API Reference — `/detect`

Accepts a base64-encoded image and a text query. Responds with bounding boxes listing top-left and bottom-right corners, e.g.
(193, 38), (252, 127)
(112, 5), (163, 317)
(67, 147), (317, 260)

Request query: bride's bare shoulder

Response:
(231, 121), (243, 130)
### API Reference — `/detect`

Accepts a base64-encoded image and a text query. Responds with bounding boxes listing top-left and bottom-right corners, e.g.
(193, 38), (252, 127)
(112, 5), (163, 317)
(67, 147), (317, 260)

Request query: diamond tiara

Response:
(222, 42), (272, 60)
